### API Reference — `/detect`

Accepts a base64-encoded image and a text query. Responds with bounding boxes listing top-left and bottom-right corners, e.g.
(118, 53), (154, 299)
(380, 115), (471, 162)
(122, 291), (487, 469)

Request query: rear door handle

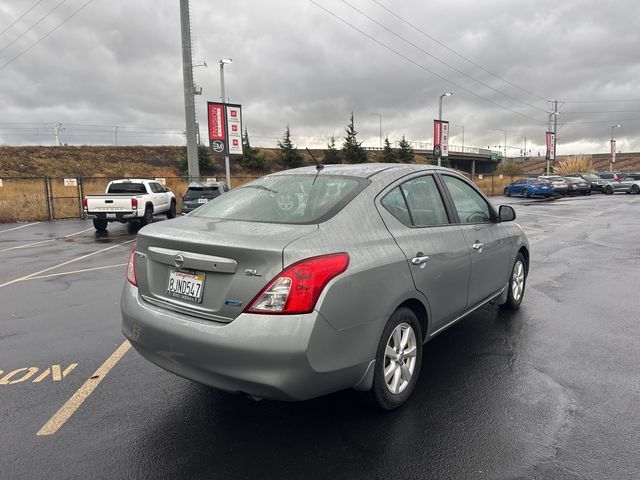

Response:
(411, 255), (430, 266)
(472, 242), (484, 252)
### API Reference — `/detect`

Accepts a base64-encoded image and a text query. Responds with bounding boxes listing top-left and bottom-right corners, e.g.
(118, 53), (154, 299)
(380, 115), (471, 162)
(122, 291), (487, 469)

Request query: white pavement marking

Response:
(37, 341), (132, 436)
(64, 227), (94, 238)
(0, 222), (41, 234)
(28, 263), (128, 280)
(0, 239), (54, 252)
(521, 225), (546, 231)
(0, 240), (134, 289)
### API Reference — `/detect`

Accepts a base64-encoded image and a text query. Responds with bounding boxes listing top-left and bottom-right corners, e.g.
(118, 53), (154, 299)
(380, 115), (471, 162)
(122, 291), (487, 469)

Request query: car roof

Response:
(269, 163), (443, 179)
(110, 178), (154, 184)
(187, 182), (225, 188)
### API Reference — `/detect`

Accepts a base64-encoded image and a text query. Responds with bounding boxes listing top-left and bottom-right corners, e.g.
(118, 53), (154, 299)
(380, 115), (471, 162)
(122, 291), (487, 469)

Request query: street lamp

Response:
(610, 124), (621, 172)
(438, 92), (453, 166)
(370, 113), (382, 149)
(493, 129), (507, 158)
(219, 57), (233, 187)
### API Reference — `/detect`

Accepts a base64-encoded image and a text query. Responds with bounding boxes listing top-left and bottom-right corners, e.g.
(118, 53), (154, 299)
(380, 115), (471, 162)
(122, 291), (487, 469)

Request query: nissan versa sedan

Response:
(121, 164), (529, 410)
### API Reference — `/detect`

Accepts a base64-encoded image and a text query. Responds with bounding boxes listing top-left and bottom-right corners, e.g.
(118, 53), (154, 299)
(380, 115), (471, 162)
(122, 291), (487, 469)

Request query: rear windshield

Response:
(184, 187), (221, 200)
(191, 174), (368, 224)
(107, 183), (147, 194)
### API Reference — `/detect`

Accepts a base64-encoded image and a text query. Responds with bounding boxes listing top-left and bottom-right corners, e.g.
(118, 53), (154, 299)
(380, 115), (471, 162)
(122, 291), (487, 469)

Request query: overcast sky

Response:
(1, 0), (640, 157)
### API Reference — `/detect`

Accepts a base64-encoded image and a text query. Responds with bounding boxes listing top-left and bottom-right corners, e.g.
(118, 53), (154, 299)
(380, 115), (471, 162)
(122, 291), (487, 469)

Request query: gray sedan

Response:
(121, 164), (529, 409)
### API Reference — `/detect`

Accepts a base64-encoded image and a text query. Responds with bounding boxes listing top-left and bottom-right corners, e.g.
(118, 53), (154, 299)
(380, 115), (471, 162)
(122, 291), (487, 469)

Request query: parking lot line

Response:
(0, 239), (55, 252)
(37, 341), (132, 436)
(0, 222), (41, 234)
(28, 263), (127, 280)
(64, 227), (95, 238)
(0, 240), (134, 289)
(515, 211), (584, 221)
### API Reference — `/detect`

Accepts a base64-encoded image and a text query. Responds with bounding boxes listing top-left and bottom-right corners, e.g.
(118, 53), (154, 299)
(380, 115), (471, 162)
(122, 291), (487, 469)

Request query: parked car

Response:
(538, 175), (568, 195)
(121, 164), (529, 410)
(181, 181), (229, 214)
(596, 172), (624, 183)
(562, 177), (591, 195)
(84, 179), (176, 231)
(603, 173), (640, 194)
(565, 172), (607, 192)
(504, 178), (554, 197)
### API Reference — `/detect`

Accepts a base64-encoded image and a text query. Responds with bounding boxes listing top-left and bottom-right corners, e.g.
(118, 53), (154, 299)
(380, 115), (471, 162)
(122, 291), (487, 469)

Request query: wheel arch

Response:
(397, 298), (429, 342)
(518, 245), (530, 275)
(145, 202), (154, 213)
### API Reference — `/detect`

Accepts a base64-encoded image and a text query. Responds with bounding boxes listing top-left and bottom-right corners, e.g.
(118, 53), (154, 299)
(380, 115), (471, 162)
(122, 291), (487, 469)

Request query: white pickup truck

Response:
(83, 179), (177, 232)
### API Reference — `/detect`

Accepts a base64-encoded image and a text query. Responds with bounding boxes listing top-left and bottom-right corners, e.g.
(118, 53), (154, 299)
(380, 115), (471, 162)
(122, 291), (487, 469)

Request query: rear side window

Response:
(191, 174), (368, 224)
(382, 175), (449, 227)
(107, 183), (147, 194)
(442, 175), (492, 224)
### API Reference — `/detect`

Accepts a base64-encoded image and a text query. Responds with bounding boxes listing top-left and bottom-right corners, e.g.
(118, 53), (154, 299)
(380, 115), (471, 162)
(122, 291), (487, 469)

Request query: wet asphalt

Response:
(0, 193), (639, 479)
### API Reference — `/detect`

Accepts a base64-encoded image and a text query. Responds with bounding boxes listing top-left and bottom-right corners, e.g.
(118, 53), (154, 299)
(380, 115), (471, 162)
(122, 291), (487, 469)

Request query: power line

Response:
(309, 0), (546, 124)
(0, 0), (97, 72)
(0, 0), (69, 56)
(0, 0), (47, 37)
(562, 99), (640, 104)
(369, 0), (549, 102)
(341, 0), (547, 114)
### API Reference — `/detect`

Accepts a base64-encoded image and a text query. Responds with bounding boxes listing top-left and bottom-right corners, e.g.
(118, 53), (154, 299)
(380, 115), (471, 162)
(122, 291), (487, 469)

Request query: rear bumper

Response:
(86, 211), (139, 221)
(120, 282), (374, 401)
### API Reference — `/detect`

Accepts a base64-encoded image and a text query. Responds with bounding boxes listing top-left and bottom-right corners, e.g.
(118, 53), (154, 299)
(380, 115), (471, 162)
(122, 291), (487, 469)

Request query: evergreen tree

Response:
(324, 135), (341, 163)
(396, 135), (415, 163)
(278, 125), (303, 168)
(381, 136), (397, 163)
(239, 129), (267, 171)
(342, 113), (368, 164)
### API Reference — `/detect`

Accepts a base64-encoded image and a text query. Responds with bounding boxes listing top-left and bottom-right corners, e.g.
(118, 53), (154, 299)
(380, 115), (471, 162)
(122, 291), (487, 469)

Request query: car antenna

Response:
(306, 148), (324, 171)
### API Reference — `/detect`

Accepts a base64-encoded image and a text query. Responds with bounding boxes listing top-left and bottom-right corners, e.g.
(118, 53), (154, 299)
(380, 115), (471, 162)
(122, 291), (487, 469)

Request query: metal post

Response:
(553, 100), (558, 167)
(44, 176), (53, 221)
(609, 124), (620, 172)
(220, 59), (231, 188)
(179, 0), (200, 181)
(438, 96), (443, 167)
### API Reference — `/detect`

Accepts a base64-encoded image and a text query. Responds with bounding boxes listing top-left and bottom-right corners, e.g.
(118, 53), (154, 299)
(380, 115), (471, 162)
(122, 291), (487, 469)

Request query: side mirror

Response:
(499, 205), (516, 222)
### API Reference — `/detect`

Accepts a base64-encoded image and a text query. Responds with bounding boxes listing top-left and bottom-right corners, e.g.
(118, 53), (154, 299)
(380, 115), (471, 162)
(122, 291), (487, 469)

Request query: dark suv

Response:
(181, 182), (229, 214)
(565, 172), (607, 192)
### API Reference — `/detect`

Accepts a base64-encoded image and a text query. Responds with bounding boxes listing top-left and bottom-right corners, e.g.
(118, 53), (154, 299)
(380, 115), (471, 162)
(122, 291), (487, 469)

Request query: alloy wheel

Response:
(511, 260), (525, 302)
(383, 323), (417, 395)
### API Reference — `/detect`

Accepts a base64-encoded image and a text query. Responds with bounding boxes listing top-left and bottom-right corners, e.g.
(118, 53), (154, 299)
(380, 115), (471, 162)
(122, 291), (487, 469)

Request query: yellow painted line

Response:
(37, 341), (132, 436)
(0, 239), (134, 289)
(0, 239), (54, 252)
(28, 263), (127, 280)
(0, 222), (41, 234)
(64, 227), (95, 238)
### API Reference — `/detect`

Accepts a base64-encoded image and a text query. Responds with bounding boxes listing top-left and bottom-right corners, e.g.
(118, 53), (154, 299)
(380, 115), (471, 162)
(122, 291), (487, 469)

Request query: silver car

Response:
(121, 164), (529, 409)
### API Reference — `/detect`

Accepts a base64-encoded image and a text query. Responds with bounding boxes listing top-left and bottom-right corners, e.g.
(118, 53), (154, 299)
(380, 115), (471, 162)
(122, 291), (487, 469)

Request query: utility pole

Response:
(179, 0), (199, 180)
(53, 123), (62, 146)
(553, 100), (558, 164)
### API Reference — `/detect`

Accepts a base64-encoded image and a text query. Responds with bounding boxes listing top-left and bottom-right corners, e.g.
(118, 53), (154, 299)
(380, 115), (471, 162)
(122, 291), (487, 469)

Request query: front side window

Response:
(191, 174), (367, 224)
(442, 175), (492, 224)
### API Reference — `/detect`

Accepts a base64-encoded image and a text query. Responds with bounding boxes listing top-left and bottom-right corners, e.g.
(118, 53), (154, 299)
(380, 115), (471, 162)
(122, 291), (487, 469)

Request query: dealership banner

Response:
(207, 102), (243, 155)
(545, 131), (555, 160)
(611, 139), (617, 163)
(433, 120), (449, 157)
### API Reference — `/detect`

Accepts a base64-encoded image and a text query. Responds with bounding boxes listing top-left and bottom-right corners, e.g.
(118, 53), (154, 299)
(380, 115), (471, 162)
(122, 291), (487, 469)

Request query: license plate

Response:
(167, 269), (205, 303)
(106, 213), (117, 219)
(197, 198), (208, 204)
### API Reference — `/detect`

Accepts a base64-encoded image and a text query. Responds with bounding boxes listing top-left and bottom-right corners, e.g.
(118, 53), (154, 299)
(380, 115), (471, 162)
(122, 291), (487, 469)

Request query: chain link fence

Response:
(0, 173), (519, 223)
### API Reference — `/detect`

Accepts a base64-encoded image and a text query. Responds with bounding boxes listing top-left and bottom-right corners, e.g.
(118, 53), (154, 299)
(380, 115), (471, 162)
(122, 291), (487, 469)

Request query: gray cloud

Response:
(1, 0), (639, 156)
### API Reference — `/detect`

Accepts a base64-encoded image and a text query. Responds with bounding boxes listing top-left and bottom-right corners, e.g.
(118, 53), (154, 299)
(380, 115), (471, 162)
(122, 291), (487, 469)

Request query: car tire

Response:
(504, 188), (511, 197)
(500, 252), (527, 310)
(605, 185), (614, 195)
(364, 307), (423, 410)
(92, 219), (108, 232)
(140, 207), (153, 227)
(631, 185), (640, 194)
(167, 201), (176, 219)
(522, 189), (529, 198)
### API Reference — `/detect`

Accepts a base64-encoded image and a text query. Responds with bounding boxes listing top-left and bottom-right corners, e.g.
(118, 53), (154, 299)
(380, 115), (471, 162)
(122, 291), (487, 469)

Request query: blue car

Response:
(504, 178), (555, 198)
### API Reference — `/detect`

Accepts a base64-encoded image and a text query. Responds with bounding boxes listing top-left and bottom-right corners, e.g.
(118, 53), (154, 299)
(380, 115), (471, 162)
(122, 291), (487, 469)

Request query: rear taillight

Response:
(83, 197), (88, 209)
(131, 198), (138, 209)
(126, 245), (137, 286)
(244, 253), (350, 315)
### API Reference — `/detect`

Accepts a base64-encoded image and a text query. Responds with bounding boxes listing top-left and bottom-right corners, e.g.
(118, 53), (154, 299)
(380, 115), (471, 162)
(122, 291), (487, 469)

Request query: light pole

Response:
(546, 111), (560, 174)
(219, 57), (232, 187)
(610, 124), (621, 172)
(370, 113), (382, 149)
(438, 92), (453, 166)
(493, 129), (507, 158)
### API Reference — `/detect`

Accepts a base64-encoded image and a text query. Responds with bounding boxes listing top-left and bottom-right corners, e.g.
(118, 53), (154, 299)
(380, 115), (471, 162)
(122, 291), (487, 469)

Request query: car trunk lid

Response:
(134, 216), (318, 322)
